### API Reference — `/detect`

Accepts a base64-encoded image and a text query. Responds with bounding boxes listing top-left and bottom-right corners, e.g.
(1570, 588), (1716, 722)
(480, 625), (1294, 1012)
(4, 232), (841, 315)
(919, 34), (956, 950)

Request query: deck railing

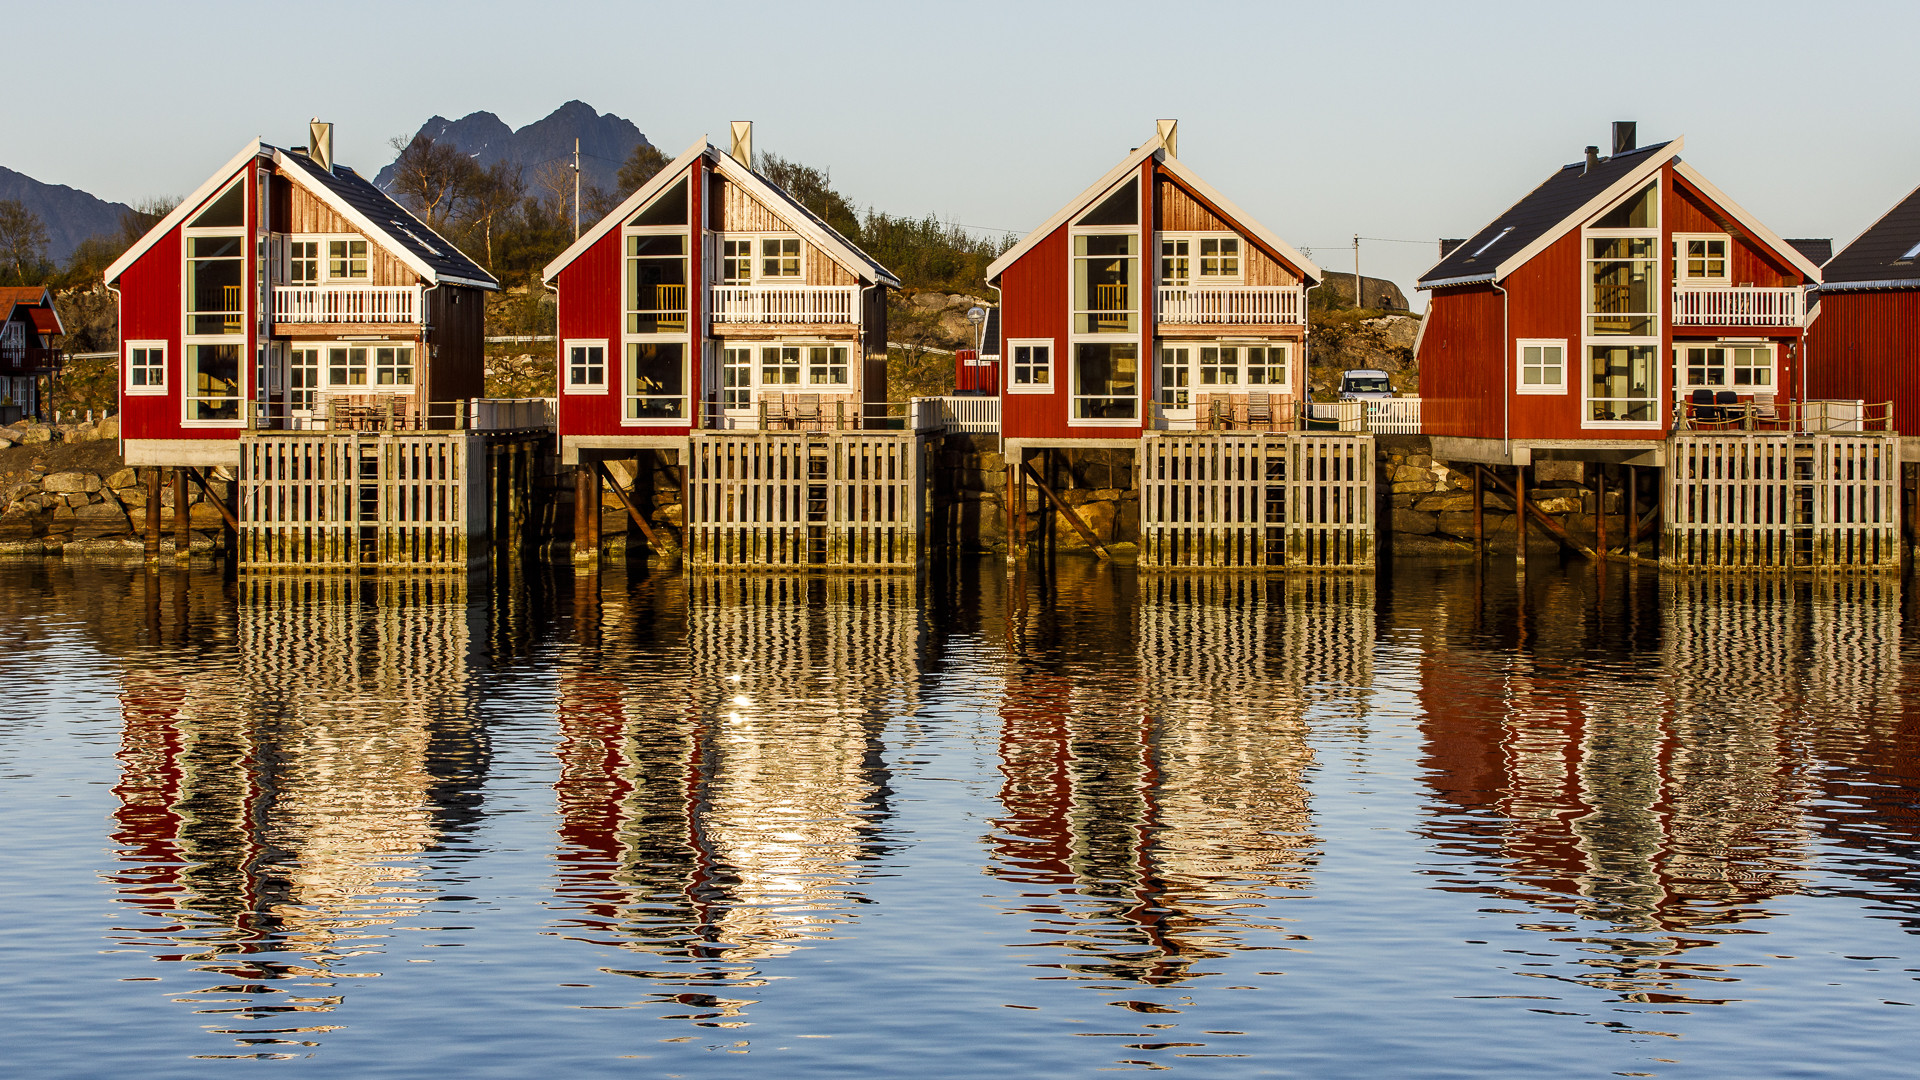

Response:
(245, 396), (555, 433)
(710, 284), (859, 324)
(1157, 285), (1305, 324)
(273, 285), (423, 324)
(1671, 286), (1804, 327)
(912, 396), (1001, 433)
(1675, 399), (1893, 433)
(1164, 397), (1419, 434)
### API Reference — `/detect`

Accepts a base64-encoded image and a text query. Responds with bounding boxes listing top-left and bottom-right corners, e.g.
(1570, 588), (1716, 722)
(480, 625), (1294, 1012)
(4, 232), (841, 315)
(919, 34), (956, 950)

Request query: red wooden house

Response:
(104, 122), (497, 467)
(0, 286), (64, 420)
(542, 123), (900, 465)
(1806, 181), (1920, 435)
(1417, 123), (1823, 464)
(985, 122), (1322, 448)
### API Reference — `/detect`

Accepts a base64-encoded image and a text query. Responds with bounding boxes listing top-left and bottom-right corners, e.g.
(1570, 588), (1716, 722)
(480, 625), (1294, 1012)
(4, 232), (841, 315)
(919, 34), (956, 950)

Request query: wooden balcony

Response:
(1157, 285), (1304, 325)
(273, 285), (423, 324)
(1671, 286), (1803, 328)
(711, 285), (858, 325)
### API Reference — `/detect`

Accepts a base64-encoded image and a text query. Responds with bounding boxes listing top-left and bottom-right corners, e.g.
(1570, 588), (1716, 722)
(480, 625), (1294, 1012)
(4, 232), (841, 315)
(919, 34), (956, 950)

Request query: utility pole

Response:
(572, 138), (582, 240)
(1353, 234), (1361, 309)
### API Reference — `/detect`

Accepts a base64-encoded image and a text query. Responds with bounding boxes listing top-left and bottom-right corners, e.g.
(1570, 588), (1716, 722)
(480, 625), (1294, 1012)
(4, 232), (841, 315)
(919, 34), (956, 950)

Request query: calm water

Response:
(2, 557), (1918, 1077)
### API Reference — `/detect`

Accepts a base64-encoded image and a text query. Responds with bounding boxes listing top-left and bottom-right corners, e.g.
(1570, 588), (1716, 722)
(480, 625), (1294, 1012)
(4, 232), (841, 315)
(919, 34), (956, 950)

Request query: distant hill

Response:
(0, 166), (132, 263)
(373, 101), (650, 196)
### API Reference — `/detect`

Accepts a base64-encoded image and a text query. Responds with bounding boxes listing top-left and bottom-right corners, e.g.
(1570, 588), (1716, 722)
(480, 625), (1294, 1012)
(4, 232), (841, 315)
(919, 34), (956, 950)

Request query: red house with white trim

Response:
(0, 286), (64, 420)
(986, 122), (1321, 448)
(104, 122), (498, 467)
(1806, 180), (1920, 436)
(542, 123), (900, 465)
(1416, 124), (1823, 463)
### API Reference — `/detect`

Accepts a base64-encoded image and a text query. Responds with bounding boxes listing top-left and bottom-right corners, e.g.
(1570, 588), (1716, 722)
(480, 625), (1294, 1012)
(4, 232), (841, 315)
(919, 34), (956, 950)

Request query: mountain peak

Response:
(374, 103), (649, 194)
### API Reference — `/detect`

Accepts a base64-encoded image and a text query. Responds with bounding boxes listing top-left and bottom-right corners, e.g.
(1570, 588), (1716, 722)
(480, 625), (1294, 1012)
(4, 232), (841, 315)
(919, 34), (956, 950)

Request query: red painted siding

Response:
(1807, 289), (1920, 435)
(998, 224), (1074, 441)
(554, 211), (629, 438)
(1418, 162), (1812, 444)
(118, 224), (183, 443)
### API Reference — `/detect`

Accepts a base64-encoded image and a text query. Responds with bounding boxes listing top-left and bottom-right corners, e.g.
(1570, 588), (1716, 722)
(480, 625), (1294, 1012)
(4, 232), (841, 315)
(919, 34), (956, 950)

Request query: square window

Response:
(328, 239), (368, 279)
(1008, 339), (1053, 392)
(567, 341), (607, 392)
(127, 342), (167, 394)
(761, 237), (801, 278)
(1517, 340), (1566, 395)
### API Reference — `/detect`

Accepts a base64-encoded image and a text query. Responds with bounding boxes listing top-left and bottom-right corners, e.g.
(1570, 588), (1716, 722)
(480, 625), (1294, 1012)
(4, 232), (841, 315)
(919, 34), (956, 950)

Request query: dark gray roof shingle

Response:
(1822, 183), (1920, 288)
(1419, 142), (1671, 288)
(1785, 238), (1833, 267)
(279, 148), (498, 289)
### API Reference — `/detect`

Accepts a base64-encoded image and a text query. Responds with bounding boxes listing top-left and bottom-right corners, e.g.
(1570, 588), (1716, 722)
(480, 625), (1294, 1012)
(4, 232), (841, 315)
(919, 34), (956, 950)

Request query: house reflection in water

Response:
(107, 575), (490, 1052)
(549, 572), (916, 1000)
(990, 566), (1373, 986)
(1417, 571), (1908, 998)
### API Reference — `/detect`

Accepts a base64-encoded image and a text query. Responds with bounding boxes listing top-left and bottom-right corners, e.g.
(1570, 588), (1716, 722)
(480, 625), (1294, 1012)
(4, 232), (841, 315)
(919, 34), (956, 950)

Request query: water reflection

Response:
(991, 565), (1373, 986)
(549, 571), (916, 1001)
(1416, 568), (1910, 1005)
(107, 574), (489, 1057)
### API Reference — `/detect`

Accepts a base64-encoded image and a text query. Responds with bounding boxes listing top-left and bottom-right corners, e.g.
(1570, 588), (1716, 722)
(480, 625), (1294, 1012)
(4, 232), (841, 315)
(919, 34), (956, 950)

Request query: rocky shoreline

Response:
(0, 418), (227, 556)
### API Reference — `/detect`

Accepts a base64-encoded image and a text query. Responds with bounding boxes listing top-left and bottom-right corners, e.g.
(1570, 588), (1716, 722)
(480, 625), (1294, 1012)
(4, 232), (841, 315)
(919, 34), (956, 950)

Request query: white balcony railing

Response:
(1671, 286), (1804, 327)
(913, 395), (1001, 433)
(273, 285), (423, 324)
(711, 284), (859, 324)
(1157, 285), (1304, 324)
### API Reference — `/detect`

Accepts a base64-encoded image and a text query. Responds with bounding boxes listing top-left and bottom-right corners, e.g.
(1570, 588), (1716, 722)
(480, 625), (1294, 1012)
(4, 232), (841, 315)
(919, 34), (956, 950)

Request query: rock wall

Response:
(0, 417), (229, 555)
(933, 435), (1138, 557)
(1376, 435), (1646, 558)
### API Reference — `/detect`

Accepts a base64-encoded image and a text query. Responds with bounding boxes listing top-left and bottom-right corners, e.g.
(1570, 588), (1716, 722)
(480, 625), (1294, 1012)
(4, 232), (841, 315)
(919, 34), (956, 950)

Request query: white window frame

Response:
(286, 239), (320, 285)
(1159, 232), (1244, 286)
(1580, 181), (1663, 430)
(1006, 338), (1053, 394)
(180, 175), (249, 428)
(1673, 232), (1732, 287)
(759, 235), (803, 280)
(620, 195), (692, 425)
(1515, 338), (1567, 395)
(720, 237), (755, 285)
(371, 344), (415, 388)
(622, 340), (689, 426)
(803, 343), (851, 388)
(126, 340), (167, 395)
(1676, 342), (1775, 393)
(721, 345), (754, 412)
(325, 236), (370, 281)
(1197, 344), (1241, 388)
(1243, 342), (1291, 393)
(1067, 176), (1143, 426)
(565, 338), (609, 394)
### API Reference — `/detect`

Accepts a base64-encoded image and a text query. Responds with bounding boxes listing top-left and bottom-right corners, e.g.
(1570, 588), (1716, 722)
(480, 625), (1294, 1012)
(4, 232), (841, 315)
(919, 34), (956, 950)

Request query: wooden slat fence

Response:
(1138, 433), (1373, 570)
(1663, 434), (1899, 571)
(685, 432), (924, 570)
(238, 432), (484, 571)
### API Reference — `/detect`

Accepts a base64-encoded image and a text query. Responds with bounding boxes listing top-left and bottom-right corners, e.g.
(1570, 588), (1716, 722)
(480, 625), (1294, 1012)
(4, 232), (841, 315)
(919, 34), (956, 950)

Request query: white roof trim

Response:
(273, 148), (496, 289)
(708, 151), (900, 289)
(1416, 273), (1497, 291)
(1489, 137), (1683, 283)
(1671, 160), (1822, 283)
(986, 137), (1165, 282)
(541, 137), (708, 283)
(105, 140), (264, 284)
(1157, 154), (1321, 284)
(1815, 279), (1920, 292)
(542, 138), (901, 290)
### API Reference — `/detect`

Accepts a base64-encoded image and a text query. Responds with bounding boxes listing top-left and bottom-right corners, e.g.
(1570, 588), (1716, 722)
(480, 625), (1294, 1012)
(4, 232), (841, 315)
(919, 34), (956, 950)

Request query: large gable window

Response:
(1073, 342), (1138, 421)
(626, 341), (686, 421)
(626, 234), (689, 334)
(187, 235), (245, 335)
(1582, 181), (1661, 428)
(1073, 234), (1138, 334)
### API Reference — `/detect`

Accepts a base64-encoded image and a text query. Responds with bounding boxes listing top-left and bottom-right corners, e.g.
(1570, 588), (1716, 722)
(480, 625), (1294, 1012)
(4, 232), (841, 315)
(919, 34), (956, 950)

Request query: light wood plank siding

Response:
(714, 177), (856, 286)
(1138, 433), (1373, 569)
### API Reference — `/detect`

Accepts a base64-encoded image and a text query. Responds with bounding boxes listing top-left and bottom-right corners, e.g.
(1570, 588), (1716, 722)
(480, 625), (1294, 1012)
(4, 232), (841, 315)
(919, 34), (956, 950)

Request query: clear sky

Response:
(10, 0), (1919, 305)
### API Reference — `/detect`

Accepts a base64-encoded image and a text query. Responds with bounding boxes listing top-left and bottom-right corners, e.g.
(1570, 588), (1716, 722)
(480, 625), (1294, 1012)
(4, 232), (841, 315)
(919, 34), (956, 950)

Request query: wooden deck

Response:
(683, 432), (926, 570)
(1663, 434), (1899, 571)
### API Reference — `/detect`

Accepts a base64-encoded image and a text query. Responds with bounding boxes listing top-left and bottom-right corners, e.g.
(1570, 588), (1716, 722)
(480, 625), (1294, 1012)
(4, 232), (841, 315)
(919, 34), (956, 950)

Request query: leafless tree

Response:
(387, 135), (480, 227)
(464, 161), (525, 269)
(0, 199), (50, 285)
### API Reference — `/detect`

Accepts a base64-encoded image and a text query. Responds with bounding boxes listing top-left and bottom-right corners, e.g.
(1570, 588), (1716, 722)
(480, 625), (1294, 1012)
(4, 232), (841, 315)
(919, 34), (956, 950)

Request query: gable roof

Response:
(0, 287), (62, 336)
(984, 136), (1320, 286)
(541, 138), (901, 289)
(277, 149), (496, 288)
(1786, 238), (1833, 267)
(105, 138), (498, 290)
(1821, 180), (1920, 290)
(1669, 161), (1822, 282)
(1419, 141), (1678, 289)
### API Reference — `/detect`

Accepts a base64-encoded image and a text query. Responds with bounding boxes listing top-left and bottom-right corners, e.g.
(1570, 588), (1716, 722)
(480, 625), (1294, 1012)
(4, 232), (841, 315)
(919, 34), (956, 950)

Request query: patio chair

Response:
(1246, 391), (1272, 431)
(1690, 388), (1718, 425)
(792, 394), (823, 430)
(1715, 390), (1741, 427)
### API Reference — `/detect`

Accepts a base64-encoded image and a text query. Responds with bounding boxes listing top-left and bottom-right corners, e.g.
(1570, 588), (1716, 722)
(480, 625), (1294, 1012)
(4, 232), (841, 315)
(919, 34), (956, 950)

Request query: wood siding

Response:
(1154, 172), (1302, 287)
(277, 173), (418, 286)
(712, 175), (851, 285)
(1808, 288), (1920, 435)
(554, 205), (628, 438)
(1669, 176), (1800, 289)
(425, 285), (487, 410)
(1416, 284), (1507, 440)
(997, 223), (1077, 441)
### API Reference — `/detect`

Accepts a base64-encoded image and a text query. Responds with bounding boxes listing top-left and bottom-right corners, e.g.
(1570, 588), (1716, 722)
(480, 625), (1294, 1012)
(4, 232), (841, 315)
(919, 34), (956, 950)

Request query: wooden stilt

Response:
(1023, 460), (1109, 559)
(573, 464), (595, 561)
(1004, 461), (1017, 566)
(1515, 462), (1528, 566)
(144, 468), (161, 559)
(1626, 464), (1638, 560)
(596, 458), (664, 554)
(1596, 464), (1608, 557)
(172, 468), (190, 557)
(1471, 465), (1484, 557)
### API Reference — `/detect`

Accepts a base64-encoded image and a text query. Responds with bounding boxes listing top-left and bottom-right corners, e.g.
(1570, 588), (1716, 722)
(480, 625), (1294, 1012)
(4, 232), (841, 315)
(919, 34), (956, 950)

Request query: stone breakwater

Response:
(0, 417), (228, 556)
